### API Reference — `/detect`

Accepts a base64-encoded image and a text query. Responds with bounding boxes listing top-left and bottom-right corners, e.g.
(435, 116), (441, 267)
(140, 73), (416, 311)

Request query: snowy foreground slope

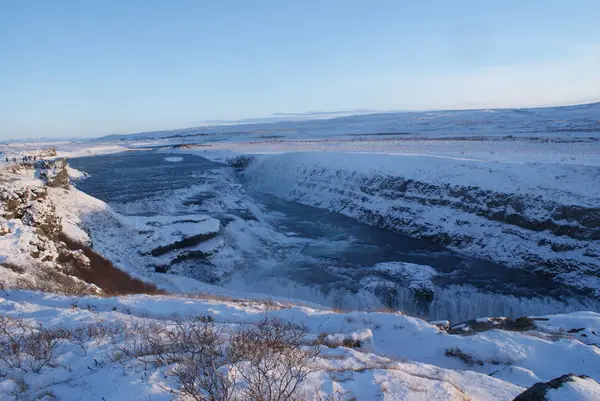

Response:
(2, 290), (600, 401)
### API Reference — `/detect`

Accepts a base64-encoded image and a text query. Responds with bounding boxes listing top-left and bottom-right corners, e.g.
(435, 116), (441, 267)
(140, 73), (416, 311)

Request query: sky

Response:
(1, 0), (599, 139)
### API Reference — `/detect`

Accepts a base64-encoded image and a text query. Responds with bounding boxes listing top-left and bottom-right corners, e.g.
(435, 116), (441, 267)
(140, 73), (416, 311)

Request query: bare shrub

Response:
(228, 318), (320, 401)
(104, 316), (318, 401)
(444, 347), (484, 366)
(169, 317), (235, 401)
(316, 390), (355, 401)
(0, 316), (69, 374)
(68, 320), (127, 356)
(164, 316), (219, 363)
(111, 322), (166, 369)
(110, 316), (234, 401)
(171, 354), (235, 401)
(109, 317), (204, 363)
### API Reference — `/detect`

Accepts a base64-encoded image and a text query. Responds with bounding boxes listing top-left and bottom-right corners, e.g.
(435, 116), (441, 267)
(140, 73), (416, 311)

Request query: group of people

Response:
(4, 155), (37, 164)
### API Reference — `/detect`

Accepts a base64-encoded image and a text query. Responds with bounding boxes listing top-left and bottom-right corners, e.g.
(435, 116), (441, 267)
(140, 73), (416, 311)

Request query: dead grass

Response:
(58, 233), (164, 296)
(444, 348), (484, 366)
(18, 264), (96, 296)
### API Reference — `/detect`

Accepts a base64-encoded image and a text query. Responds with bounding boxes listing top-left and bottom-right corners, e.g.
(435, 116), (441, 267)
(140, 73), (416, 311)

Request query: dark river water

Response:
(70, 151), (600, 321)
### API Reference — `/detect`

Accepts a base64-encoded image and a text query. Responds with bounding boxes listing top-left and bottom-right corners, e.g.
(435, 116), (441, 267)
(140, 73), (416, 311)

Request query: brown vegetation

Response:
(444, 348), (484, 366)
(58, 233), (164, 296)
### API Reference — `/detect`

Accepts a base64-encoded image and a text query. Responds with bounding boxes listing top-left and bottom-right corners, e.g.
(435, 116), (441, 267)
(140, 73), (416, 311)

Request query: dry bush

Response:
(315, 390), (356, 401)
(112, 317), (319, 401)
(110, 316), (235, 401)
(110, 321), (167, 369)
(228, 318), (320, 401)
(0, 316), (70, 375)
(168, 316), (235, 401)
(68, 320), (127, 356)
(110, 316), (219, 366)
(172, 356), (235, 401)
(8, 260), (95, 296)
(444, 347), (484, 366)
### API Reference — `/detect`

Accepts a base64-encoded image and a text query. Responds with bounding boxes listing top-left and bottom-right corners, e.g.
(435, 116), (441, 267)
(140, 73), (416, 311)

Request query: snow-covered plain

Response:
(2, 103), (600, 399)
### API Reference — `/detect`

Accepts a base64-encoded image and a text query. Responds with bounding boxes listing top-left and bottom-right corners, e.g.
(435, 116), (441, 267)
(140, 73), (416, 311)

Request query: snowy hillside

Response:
(2, 290), (600, 400)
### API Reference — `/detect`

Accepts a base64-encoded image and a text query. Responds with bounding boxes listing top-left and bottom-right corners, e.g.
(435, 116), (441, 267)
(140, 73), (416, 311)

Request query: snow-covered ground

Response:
(1, 289), (600, 400)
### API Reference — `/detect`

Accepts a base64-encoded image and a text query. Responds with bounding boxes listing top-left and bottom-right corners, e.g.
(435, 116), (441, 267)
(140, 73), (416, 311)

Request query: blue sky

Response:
(1, 1), (599, 139)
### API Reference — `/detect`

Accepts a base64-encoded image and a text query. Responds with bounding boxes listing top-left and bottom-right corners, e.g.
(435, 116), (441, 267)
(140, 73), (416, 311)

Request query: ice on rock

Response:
(135, 215), (221, 256)
(373, 261), (438, 301)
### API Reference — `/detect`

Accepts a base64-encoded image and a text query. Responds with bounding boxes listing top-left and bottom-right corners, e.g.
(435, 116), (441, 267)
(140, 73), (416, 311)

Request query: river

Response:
(70, 151), (600, 321)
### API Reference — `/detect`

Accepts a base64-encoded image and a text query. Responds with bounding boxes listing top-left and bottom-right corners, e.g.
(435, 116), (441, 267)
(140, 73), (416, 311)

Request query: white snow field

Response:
(1, 103), (600, 399)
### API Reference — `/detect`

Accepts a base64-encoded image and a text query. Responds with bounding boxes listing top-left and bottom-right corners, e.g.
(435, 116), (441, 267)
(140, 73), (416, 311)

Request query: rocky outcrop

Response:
(1, 159), (156, 295)
(227, 155), (255, 171)
(447, 317), (539, 334)
(148, 231), (219, 257)
(1, 185), (48, 220)
(514, 374), (600, 401)
(131, 215), (222, 273)
(37, 158), (70, 188)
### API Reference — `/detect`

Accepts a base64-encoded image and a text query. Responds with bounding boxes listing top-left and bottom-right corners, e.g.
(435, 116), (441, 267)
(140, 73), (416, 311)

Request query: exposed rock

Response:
(227, 155), (255, 171)
(149, 231), (219, 257)
(514, 374), (599, 401)
(360, 277), (400, 308)
(135, 215), (221, 263)
(22, 200), (62, 239)
(57, 244), (91, 275)
(154, 264), (170, 273)
(372, 262), (438, 308)
(448, 317), (541, 335)
(0, 219), (11, 236)
(37, 158), (71, 188)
